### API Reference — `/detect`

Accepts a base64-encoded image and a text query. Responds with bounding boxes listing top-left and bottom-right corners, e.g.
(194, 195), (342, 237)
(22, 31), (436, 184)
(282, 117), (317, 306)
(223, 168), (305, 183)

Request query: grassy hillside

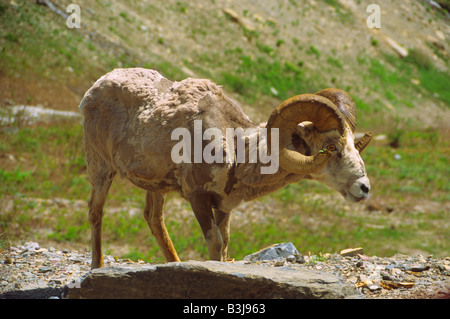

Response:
(0, 0), (449, 260)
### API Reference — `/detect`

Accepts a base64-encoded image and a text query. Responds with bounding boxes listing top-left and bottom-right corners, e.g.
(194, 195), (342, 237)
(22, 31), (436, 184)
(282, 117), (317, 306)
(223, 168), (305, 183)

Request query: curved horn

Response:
(266, 94), (346, 175)
(316, 89), (372, 152)
(355, 132), (373, 153)
(315, 88), (357, 132)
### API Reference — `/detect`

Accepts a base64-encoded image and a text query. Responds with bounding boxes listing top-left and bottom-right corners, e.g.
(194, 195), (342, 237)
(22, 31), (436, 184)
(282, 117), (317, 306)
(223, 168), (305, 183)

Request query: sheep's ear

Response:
(293, 122), (314, 155)
(355, 132), (373, 153)
(294, 122), (315, 139)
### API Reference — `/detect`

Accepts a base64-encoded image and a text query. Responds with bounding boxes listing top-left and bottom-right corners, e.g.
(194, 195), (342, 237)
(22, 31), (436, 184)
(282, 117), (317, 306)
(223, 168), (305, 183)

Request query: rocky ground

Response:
(1, 241), (449, 299)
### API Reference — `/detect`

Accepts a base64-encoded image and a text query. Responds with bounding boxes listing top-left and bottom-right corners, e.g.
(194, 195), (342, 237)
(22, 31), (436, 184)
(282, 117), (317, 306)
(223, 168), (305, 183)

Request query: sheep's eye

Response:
(327, 144), (336, 152)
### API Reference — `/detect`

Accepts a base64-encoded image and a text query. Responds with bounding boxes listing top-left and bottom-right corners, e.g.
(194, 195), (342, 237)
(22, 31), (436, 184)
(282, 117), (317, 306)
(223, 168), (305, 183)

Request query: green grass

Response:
(1, 117), (448, 258)
(221, 54), (324, 103)
(362, 51), (450, 108)
(0, 120), (90, 199)
(0, 168), (33, 186)
(0, 0), (448, 259)
(364, 129), (449, 202)
(0, 3), (91, 78)
(306, 45), (321, 58)
(0, 1), (186, 87)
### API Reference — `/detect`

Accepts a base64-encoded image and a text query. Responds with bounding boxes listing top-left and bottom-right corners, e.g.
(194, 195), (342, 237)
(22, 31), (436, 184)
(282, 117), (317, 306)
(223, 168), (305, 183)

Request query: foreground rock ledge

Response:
(64, 260), (361, 299)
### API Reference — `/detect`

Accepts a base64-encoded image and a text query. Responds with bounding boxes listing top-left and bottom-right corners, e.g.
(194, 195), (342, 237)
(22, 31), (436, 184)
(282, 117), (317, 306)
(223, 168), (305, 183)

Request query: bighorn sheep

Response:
(80, 68), (372, 269)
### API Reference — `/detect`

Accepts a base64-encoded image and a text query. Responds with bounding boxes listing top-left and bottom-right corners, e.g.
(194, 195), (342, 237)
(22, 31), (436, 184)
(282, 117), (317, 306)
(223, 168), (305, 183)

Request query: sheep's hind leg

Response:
(143, 192), (180, 262)
(87, 166), (116, 269)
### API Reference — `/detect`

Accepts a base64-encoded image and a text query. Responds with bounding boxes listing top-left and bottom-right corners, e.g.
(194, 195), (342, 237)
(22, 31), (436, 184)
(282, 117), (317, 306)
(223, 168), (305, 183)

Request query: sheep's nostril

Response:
(361, 184), (370, 194)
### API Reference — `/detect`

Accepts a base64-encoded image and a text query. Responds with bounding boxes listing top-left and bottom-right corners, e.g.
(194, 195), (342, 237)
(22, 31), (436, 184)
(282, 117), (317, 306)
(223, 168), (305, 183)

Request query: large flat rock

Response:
(64, 260), (361, 299)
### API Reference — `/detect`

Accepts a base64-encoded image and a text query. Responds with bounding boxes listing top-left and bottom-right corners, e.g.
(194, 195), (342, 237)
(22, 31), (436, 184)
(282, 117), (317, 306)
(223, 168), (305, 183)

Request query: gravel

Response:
(0, 241), (133, 298)
(294, 252), (450, 299)
(1, 242), (449, 299)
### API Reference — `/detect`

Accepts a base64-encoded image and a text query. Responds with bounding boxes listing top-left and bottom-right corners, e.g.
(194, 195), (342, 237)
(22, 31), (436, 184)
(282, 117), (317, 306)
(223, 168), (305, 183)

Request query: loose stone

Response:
(380, 271), (395, 281)
(411, 264), (430, 272)
(294, 254), (306, 264)
(286, 255), (296, 263)
(340, 247), (364, 257)
(368, 284), (382, 292)
(38, 267), (52, 273)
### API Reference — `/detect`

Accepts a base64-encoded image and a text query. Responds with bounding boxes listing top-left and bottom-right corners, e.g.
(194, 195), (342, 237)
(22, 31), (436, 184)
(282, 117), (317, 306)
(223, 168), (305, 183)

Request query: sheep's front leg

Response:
(189, 193), (223, 261)
(143, 192), (180, 262)
(215, 209), (231, 261)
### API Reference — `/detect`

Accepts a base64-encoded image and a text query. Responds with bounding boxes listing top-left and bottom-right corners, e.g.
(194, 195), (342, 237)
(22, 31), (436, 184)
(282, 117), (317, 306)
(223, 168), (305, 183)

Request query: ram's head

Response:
(267, 88), (373, 202)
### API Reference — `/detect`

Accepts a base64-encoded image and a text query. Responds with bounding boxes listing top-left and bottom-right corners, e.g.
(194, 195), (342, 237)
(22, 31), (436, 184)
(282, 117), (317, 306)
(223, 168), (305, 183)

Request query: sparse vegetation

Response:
(221, 54), (324, 103)
(0, 0), (448, 259)
(0, 117), (447, 260)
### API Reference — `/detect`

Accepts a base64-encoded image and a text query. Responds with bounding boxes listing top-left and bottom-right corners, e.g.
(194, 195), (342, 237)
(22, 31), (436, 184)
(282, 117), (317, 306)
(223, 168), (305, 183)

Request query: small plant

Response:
(176, 1), (187, 13)
(370, 37), (379, 46)
(306, 45), (321, 58)
(119, 11), (131, 22)
(326, 57), (343, 69)
(305, 252), (331, 265)
(388, 128), (404, 148)
(256, 42), (274, 55)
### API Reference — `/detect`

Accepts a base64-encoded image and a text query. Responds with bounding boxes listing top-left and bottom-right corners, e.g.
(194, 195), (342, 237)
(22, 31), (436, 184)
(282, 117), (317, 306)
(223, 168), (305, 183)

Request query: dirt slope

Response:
(1, 0), (449, 126)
